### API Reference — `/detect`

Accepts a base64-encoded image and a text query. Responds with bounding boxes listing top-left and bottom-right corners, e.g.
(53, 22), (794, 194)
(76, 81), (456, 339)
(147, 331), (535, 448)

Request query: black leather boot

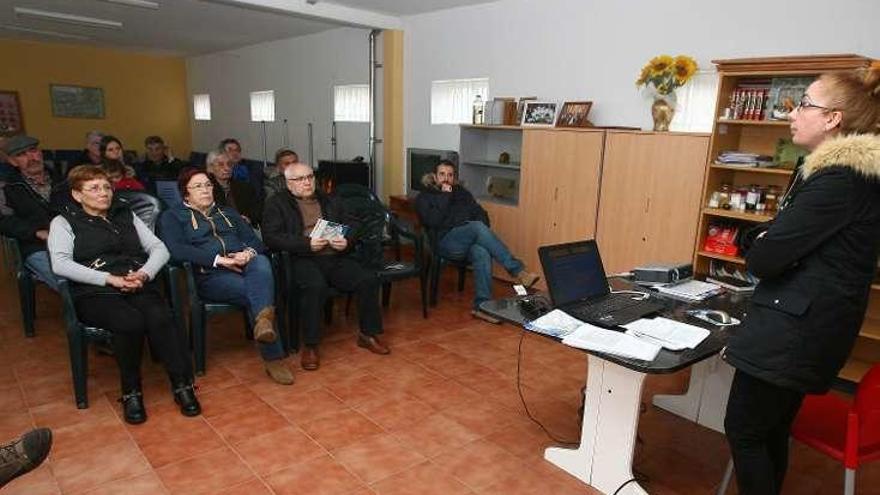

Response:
(172, 383), (201, 417)
(118, 390), (147, 425)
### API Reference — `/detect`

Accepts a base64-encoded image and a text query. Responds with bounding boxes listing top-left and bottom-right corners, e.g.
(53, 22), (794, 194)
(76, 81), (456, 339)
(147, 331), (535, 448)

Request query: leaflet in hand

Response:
(562, 323), (661, 361)
(309, 218), (350, 240)
(525, 309), (584, 338)
(622, 317), (709, 351)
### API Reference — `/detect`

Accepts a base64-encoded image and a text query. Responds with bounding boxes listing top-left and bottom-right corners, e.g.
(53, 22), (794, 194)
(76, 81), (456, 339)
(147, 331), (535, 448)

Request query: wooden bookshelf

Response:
(709, 164), (794, 175)
(702, 207), (775, 223)
(716, 119), (790, 127)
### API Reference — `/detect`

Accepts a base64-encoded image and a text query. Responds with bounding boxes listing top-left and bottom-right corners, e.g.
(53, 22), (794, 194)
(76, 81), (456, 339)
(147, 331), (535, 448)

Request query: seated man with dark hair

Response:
(206, 150), (262, 226)
(139, 135), (186, 185)
(0, 135), (68, 291)
(262, 161), (390, 371)
(415, 159), (538, 321)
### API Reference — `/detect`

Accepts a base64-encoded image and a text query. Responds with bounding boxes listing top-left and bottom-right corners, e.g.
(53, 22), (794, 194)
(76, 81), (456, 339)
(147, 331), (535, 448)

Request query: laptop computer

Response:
(538, 240), (665, 328)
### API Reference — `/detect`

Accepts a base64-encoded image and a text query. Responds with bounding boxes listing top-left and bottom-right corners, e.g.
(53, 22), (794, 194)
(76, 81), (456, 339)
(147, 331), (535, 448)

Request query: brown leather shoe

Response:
(264, 360), (294, 385)
(253, 306), (277, 343)
(0, 428), (52, 488)
(357, 333), (390, 355)
(301, 346), (320, 371)
(516, 270), (540, 288)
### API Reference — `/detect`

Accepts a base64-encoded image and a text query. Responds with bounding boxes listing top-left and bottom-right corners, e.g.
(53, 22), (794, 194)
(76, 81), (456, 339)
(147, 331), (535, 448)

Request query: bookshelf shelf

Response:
(716, 119), (791, 126)
(697, 251), (746, 265)
(463, 160), (521, 170)
(709, 164), (794, 175)
(702, 207), (775, 223)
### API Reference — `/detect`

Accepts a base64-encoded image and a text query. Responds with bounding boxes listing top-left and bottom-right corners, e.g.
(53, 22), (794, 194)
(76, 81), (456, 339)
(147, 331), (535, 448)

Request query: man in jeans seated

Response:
(416, 159), (539, 322)
(262, 161), (390, 370)
(0, 135), (67, 291)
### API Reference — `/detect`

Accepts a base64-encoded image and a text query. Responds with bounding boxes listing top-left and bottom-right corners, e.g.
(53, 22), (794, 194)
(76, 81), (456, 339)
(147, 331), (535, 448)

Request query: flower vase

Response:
(651, 95), (676, 132)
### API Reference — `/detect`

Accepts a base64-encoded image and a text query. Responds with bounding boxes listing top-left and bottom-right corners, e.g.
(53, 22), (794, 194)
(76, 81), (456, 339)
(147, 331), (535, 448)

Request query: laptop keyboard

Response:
(568, 296), (645, 320)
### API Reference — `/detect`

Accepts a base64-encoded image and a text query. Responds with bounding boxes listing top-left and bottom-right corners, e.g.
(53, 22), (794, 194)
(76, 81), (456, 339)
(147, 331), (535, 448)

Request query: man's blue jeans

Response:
(438, 221), (524, 309)
(196, 254), (286, 361)
(25, 250), (61, 292)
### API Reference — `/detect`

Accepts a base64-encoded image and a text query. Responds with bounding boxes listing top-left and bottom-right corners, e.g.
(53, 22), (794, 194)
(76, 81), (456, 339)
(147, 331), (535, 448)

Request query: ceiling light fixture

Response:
(97, 0), (160, 10)
(0, 24), (92, 40)
(13, 7), (124, 30)
(306, 0), (319, 4)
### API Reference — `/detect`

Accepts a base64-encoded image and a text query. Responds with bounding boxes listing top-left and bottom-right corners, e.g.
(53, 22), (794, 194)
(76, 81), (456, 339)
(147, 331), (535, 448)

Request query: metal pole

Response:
(307, 122), (314, 168)
(282, 119), (289, 148)
(331, 121), (338, 162)
(368, 29), (383, 192)
(260, 121), (268, 169)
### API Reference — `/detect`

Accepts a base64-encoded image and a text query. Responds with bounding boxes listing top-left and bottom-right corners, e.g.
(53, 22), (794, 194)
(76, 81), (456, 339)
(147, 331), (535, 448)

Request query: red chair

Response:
(717, 365), (880, 495)
(790, 364), (880, 495)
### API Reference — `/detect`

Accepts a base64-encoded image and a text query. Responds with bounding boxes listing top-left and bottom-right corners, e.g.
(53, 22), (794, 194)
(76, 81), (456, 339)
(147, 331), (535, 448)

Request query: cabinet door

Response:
(596, 132), (655, 274)
(642, 135), (709, 266)
(520, 129), (604, 274)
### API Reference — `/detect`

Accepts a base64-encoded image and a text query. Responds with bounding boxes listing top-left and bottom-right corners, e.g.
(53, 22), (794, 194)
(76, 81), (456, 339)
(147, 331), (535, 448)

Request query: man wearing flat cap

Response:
(0, 135), (68, 290)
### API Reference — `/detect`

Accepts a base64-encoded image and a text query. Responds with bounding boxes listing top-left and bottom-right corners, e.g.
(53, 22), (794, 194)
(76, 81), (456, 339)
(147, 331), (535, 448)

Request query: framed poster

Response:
(50, 84), (105, 119)
(0, 91), (25, 137)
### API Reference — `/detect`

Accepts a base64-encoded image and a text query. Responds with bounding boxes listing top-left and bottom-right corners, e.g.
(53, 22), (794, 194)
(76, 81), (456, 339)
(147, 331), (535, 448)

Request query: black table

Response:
(478, 284), (749, 495)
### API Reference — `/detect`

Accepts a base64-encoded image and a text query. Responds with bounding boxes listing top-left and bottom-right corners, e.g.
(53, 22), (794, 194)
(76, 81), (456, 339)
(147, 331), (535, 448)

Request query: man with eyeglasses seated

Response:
(262, 162), (390, 370)
(205, 150), (262, 226)
(0, 135), (69, 291)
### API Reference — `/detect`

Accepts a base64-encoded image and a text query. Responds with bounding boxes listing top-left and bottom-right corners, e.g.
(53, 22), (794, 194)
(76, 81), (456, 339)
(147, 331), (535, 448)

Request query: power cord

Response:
(516, 329), (579, 446)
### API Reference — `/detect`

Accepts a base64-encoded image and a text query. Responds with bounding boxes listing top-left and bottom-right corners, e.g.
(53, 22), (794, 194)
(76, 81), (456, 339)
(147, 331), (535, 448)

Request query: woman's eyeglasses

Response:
(795, 94), (832, 112)
(188, 182), (214, 191)
(287, 173), (315, 184)
(81, 184), (113, 193)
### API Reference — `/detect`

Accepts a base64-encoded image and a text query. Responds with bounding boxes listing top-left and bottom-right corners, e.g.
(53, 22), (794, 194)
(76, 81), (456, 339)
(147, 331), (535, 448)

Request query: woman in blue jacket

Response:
(159, 167), (293, 385)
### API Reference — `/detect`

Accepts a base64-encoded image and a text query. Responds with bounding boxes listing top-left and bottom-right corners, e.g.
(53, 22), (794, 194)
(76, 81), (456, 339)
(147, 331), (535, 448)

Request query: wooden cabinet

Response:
(596, 131), (709, 275)
(695, 54), (876, 383)
(518, 129), (605, 279)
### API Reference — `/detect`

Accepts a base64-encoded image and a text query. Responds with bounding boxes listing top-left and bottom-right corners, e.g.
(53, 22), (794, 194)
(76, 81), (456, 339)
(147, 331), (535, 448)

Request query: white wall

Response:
(403, 0), (880, 153)
(187, 27), (375, 168)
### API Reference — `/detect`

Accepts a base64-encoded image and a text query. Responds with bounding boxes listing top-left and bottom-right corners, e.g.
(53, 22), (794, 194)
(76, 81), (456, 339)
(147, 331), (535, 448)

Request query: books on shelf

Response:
(715, 151), (774, 167)
(706, 275), (757, 293)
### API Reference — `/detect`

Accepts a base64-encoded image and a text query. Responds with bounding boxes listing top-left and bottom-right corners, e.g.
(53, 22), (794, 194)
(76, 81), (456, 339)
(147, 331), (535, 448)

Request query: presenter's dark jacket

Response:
(261, 189), (354, 256)
(414, 173), (490, 241)
(723, 134), (880, 393)
(159, 203), (265, 273)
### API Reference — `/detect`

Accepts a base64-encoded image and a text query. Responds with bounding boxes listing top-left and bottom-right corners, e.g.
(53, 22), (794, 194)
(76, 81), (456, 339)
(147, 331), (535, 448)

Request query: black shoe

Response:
(0, 428), (52, 488)
(172, 383), (201, 417)
(118, 391), (147, 425)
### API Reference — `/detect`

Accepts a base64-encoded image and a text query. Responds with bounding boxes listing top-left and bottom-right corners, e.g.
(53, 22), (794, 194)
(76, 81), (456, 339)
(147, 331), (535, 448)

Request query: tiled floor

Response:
(2, 262), (879, 494)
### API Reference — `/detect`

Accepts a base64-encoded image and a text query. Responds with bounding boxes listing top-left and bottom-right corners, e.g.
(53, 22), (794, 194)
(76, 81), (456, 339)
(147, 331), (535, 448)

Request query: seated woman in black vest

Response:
(47, 165), (199, 424)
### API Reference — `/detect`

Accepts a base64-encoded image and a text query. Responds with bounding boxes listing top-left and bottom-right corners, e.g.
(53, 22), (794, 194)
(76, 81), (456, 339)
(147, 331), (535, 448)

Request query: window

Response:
(193, 93), (211, 121)
(431, 77), (489, 125)
(670, 71), (718, 133)
(334, 84), (370, 122)
(250, 90), (275, 122)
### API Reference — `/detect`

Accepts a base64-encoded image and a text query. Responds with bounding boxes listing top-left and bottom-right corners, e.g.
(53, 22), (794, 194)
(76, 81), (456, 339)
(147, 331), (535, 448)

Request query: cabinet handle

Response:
(645, 197), (651, 213)
(554, 187), (558, 201)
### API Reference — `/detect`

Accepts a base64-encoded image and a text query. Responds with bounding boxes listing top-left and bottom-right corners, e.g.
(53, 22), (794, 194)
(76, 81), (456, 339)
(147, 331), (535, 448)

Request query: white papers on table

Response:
(562, 324), (661, 361)
(655, 279), (723, 302)
(623, 317), (710, 351)
(524, 309), (584, 338)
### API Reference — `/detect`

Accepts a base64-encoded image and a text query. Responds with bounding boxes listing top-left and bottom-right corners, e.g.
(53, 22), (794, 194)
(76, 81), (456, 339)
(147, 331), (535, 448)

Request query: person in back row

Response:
(205, 150), (261, 226)
(100, 135), (144, 191)
(415, 160), (539, 322)
(262, 161), (390, 371)
(264, 148), (299, 200)
(138, 135), (186, 188)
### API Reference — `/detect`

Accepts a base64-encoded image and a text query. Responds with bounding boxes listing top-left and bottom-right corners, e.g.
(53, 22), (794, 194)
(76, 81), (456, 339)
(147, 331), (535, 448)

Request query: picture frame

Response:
(555, 101), (594, 128)
(0, 90), (25, 137)
(50, 84), (105, 119)
(520, 101), (558, 127)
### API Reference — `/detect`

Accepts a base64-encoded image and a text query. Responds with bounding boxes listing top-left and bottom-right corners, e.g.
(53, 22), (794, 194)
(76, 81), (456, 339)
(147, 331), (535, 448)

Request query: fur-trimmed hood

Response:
(802, 133), (880, 180)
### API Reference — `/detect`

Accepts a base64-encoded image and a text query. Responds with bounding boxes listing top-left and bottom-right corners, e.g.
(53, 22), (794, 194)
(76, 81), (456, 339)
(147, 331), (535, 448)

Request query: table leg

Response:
(545, 357), (648, 495)
(652, 356), (733, 434)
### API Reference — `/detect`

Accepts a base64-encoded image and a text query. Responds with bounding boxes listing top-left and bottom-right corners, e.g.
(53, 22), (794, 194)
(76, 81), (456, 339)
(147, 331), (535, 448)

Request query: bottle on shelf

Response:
(472, 95), (484, 125)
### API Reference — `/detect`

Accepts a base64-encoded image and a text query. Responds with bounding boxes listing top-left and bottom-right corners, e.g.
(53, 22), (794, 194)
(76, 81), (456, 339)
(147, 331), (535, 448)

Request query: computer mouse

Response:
(705, 310), (732, 325)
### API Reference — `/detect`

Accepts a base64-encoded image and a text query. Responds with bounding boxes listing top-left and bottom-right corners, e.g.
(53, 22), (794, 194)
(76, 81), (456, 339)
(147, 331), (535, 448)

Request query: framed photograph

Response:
(0, 90), (25, 137)
(555, 101), (594, 128)
(765, 77), (813, 121)
(520, 101), (558, 127)
(50, 84), (105, 119)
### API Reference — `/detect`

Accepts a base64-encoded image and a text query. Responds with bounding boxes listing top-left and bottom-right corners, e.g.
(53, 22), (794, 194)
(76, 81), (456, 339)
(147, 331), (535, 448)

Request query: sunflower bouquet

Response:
(636, 55), (698, 95)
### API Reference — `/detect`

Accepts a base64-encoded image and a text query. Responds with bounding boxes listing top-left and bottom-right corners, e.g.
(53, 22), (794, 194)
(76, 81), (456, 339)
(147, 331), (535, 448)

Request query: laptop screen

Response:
(538, 240), (610, 307)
